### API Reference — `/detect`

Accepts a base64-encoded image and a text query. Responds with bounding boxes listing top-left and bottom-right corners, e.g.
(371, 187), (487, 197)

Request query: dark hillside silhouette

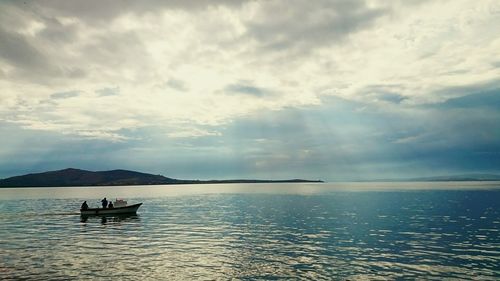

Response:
(0, 168), (323, 187)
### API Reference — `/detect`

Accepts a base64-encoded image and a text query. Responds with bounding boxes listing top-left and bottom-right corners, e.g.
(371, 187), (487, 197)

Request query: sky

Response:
(0, 0), (499, 181)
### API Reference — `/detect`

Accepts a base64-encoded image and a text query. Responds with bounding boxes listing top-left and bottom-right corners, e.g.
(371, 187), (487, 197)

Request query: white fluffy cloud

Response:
(0, 0), (499, 140)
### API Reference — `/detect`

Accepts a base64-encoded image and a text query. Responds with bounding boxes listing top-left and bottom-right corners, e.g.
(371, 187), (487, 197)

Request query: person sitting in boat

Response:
(81, 201), (88, 210)
(101, 197), (108, 209)
(108, 201), (114, 208)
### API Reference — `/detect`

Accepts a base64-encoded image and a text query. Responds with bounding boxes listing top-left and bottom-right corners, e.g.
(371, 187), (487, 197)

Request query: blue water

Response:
(0, 183), (499, 280)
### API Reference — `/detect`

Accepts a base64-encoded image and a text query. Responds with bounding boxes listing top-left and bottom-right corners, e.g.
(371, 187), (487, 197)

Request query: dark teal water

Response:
(0, 183), (499, 280)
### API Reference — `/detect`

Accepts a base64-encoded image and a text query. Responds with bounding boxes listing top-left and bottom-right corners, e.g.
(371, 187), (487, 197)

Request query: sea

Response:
(0, 182), (499, 280)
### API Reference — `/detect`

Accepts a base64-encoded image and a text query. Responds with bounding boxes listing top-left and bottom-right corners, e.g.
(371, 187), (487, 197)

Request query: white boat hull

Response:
(80, 203), (142, 215)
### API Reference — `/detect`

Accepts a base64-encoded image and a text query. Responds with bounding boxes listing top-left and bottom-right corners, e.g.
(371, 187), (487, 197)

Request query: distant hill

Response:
(0, 168), (183, 187)
(0, 168), (323, 187)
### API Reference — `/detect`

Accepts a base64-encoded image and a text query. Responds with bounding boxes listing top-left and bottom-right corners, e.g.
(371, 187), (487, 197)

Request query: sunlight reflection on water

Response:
(0, 183), (499, 280)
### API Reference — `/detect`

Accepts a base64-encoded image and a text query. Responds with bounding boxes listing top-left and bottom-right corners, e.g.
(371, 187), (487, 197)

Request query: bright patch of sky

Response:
(0, 0), (499, 180)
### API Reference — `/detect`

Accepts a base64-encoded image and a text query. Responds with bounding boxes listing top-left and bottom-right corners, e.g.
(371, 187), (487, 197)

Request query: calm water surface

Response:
(0, 182), (499, 280)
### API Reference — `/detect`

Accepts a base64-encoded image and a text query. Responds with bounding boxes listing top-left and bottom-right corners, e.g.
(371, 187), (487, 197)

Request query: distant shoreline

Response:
(355, 179), (500, 183)
(0, 180), (325, 188)
(357, 175), (500, 182)
(0, 180), (324, 188)
(0, 168), (323, 188)
(1, 168), (499, 188)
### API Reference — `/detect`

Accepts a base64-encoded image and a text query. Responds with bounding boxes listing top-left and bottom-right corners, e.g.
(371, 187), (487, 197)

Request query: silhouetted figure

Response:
(81, 201), (88, 210)
(108, 201), (114, 208)
(101, 197), (108, 209)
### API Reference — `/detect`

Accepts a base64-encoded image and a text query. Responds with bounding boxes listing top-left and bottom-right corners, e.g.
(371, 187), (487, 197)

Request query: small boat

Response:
(80, 203), (142, 215)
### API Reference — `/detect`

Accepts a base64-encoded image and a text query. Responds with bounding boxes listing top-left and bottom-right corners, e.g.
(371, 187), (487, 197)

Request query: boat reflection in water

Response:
(80, 213), (140, 224)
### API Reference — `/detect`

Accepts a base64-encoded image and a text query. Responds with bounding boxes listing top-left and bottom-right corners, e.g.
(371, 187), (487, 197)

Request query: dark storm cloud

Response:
(0, 27), (50, 72)
(0, 0), (242, 82)
(245, 0), (387, 52)
(0, 0), (389, 84)
(21, 0), (243, 24)
(0, 5), (88, 82)
(36, 15), (80, 43)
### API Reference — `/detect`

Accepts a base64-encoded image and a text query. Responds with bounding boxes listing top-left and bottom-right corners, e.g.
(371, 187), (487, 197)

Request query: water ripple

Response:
(0, 188), (499, 280)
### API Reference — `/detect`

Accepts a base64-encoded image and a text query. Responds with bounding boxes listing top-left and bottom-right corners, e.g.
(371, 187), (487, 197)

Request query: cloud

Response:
(244, 0), (387, 53)
(165, 79), (186, 91)
(1, 0), (498, 131)
(50, 90), (80, 99)
(0, 0), (499, 179)
(1, 93), (499, 180)
(167, 127), (221, 138)
(360, 85), (408, 104)
(95, 87), (120, 97)
(436, 89), (500, 110)
(0, 26), (53, 77)
(225, 82), (268, 97)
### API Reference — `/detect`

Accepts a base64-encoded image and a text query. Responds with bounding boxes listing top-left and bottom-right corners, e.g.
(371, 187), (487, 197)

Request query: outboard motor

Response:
(114, 199), (128, 207)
